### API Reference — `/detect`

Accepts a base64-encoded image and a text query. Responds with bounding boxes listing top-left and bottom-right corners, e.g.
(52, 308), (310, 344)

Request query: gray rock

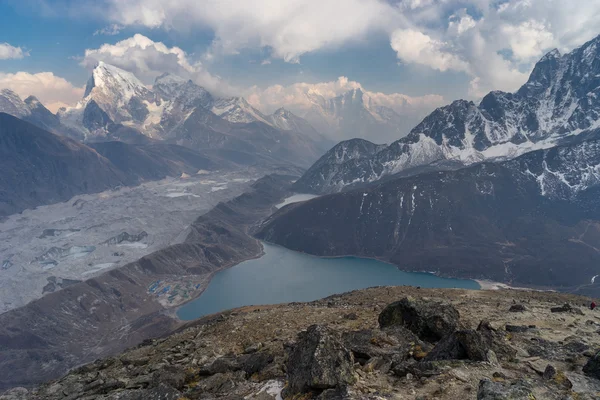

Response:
(284, 325), (355, 396)
(477, 320), (517, 361)
(477, 379), (535, 399)
(378, 297), (460, 342)
(424, 330), (490, 362)
(104, 383), (182, 400)
(583, 351), (600, 380)
(509, 304), (527, 312)
(200, 352), (274, 376)
(0, 387), (29, 400)
(543, 364), (557, 380)
(505, 325), (529, 333)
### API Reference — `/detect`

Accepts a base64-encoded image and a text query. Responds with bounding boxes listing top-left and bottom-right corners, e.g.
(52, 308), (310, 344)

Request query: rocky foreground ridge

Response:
(5, 286), (600, 399)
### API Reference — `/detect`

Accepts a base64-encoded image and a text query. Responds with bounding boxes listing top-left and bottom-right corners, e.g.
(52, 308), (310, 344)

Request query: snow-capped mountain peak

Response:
(84, 61), (150, 105)
(153, 73), (188, 99)
(211, 96), (270, 124)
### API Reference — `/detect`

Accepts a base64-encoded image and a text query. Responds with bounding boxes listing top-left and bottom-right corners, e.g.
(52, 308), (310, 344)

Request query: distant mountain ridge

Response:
(50, 62), (330, 167)
(302, 88), (405, 143)
(0, 113), (224, 217)
(296, 34), (600, 194)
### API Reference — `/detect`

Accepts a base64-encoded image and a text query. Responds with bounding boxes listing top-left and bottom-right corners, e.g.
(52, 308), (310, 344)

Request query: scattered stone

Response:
(283, 325), (355, 397)
(543, 364), (557, 380)
(505, 325), (529, 333)
(583, 351), (600, 379)
(378, 297), (460, 342)
(551, 303), (585, 315)
(509, 304), (527, 312)
(424, 330), (491, 362)
(244, 342), (263, 354)
(477, 320), (517, 361)
(342, 312), (358, 320)
(477, 379), (534, 399)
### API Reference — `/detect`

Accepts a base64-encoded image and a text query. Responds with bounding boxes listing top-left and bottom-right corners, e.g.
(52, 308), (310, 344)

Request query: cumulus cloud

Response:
(0, 71), (84, 112)
(101, 0), (401, 63)
(0, 43), (28, 60)
(386, 0), (600, 97)
(245, 76), (445, 117)
(81, 34), (230, 95)
(390, 29), (469, 72)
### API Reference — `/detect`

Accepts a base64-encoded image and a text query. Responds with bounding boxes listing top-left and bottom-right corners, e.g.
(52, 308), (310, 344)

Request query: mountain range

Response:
(258, 133), (600, 293)
(295, 35), (600, 194)
(0, 62), (334, 171)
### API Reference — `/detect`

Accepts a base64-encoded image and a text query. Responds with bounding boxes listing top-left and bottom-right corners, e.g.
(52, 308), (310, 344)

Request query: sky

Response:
(1, 0), (600, 117)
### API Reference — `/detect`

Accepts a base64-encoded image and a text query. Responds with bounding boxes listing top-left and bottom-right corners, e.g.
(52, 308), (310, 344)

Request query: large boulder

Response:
(342, 326), (428, 365)
(583, 351), (600, 380)
(424, 330), (490, 362)
(477, 379), (535, 399)
(477, 320), (517, 361)
(200, 352), (274, 376)
(284, 325), (355, 397)
(378, 297), (460, 342)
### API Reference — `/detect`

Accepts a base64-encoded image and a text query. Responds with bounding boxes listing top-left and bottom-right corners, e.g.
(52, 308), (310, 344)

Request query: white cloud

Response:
(245, 76), (445, 116)
(81, 34), (230, 95)
(390, 29), (469, 72)
(501, 20), (554, 61)
(0, 72), (84, 112)
(0, 43), (28, 60)
(93, 24), (124, 36)
(101, 0), (401, 63)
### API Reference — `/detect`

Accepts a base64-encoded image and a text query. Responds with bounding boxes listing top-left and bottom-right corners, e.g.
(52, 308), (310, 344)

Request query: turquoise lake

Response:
(177, 242), (480, 320)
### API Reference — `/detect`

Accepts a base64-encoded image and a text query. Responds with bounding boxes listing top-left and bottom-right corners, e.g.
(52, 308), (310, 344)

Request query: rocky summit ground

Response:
(3, 286), (600, 400)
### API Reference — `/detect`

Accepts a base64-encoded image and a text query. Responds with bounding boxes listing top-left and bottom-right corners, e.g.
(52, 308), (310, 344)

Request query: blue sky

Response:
(1, 0), (600, 115)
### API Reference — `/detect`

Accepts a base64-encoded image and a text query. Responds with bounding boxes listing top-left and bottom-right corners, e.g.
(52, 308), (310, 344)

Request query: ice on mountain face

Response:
(301, 34), (600, 194)
(212, 97), (270, 124)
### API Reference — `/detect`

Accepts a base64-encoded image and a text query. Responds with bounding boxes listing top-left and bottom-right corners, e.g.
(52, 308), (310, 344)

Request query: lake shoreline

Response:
(176, 241), (481, 321)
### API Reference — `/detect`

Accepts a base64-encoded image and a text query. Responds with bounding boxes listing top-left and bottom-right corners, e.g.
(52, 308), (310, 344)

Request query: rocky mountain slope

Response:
(258, 134), (600, 295)
(0, 113), (233, 217)
(0, 90), (82, 140)
(5, 286), (600, 399)
(0, 174), (294, 391)
(0, 113), (128, 217)
(298, 35), (600, 194)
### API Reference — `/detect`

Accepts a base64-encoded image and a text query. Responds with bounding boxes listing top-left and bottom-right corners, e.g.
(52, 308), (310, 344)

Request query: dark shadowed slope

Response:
(0, 113), (128, 216)
(0, 113), (230, 217)
(257, 135), (600, 294)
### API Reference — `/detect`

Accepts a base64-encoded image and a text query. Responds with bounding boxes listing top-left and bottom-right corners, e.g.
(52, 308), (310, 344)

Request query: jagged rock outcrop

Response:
(424, 330), (491, 362)
(283, 325), (355, 397)
(378, 297), (460, 342)
(583, 351), (600, 379)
